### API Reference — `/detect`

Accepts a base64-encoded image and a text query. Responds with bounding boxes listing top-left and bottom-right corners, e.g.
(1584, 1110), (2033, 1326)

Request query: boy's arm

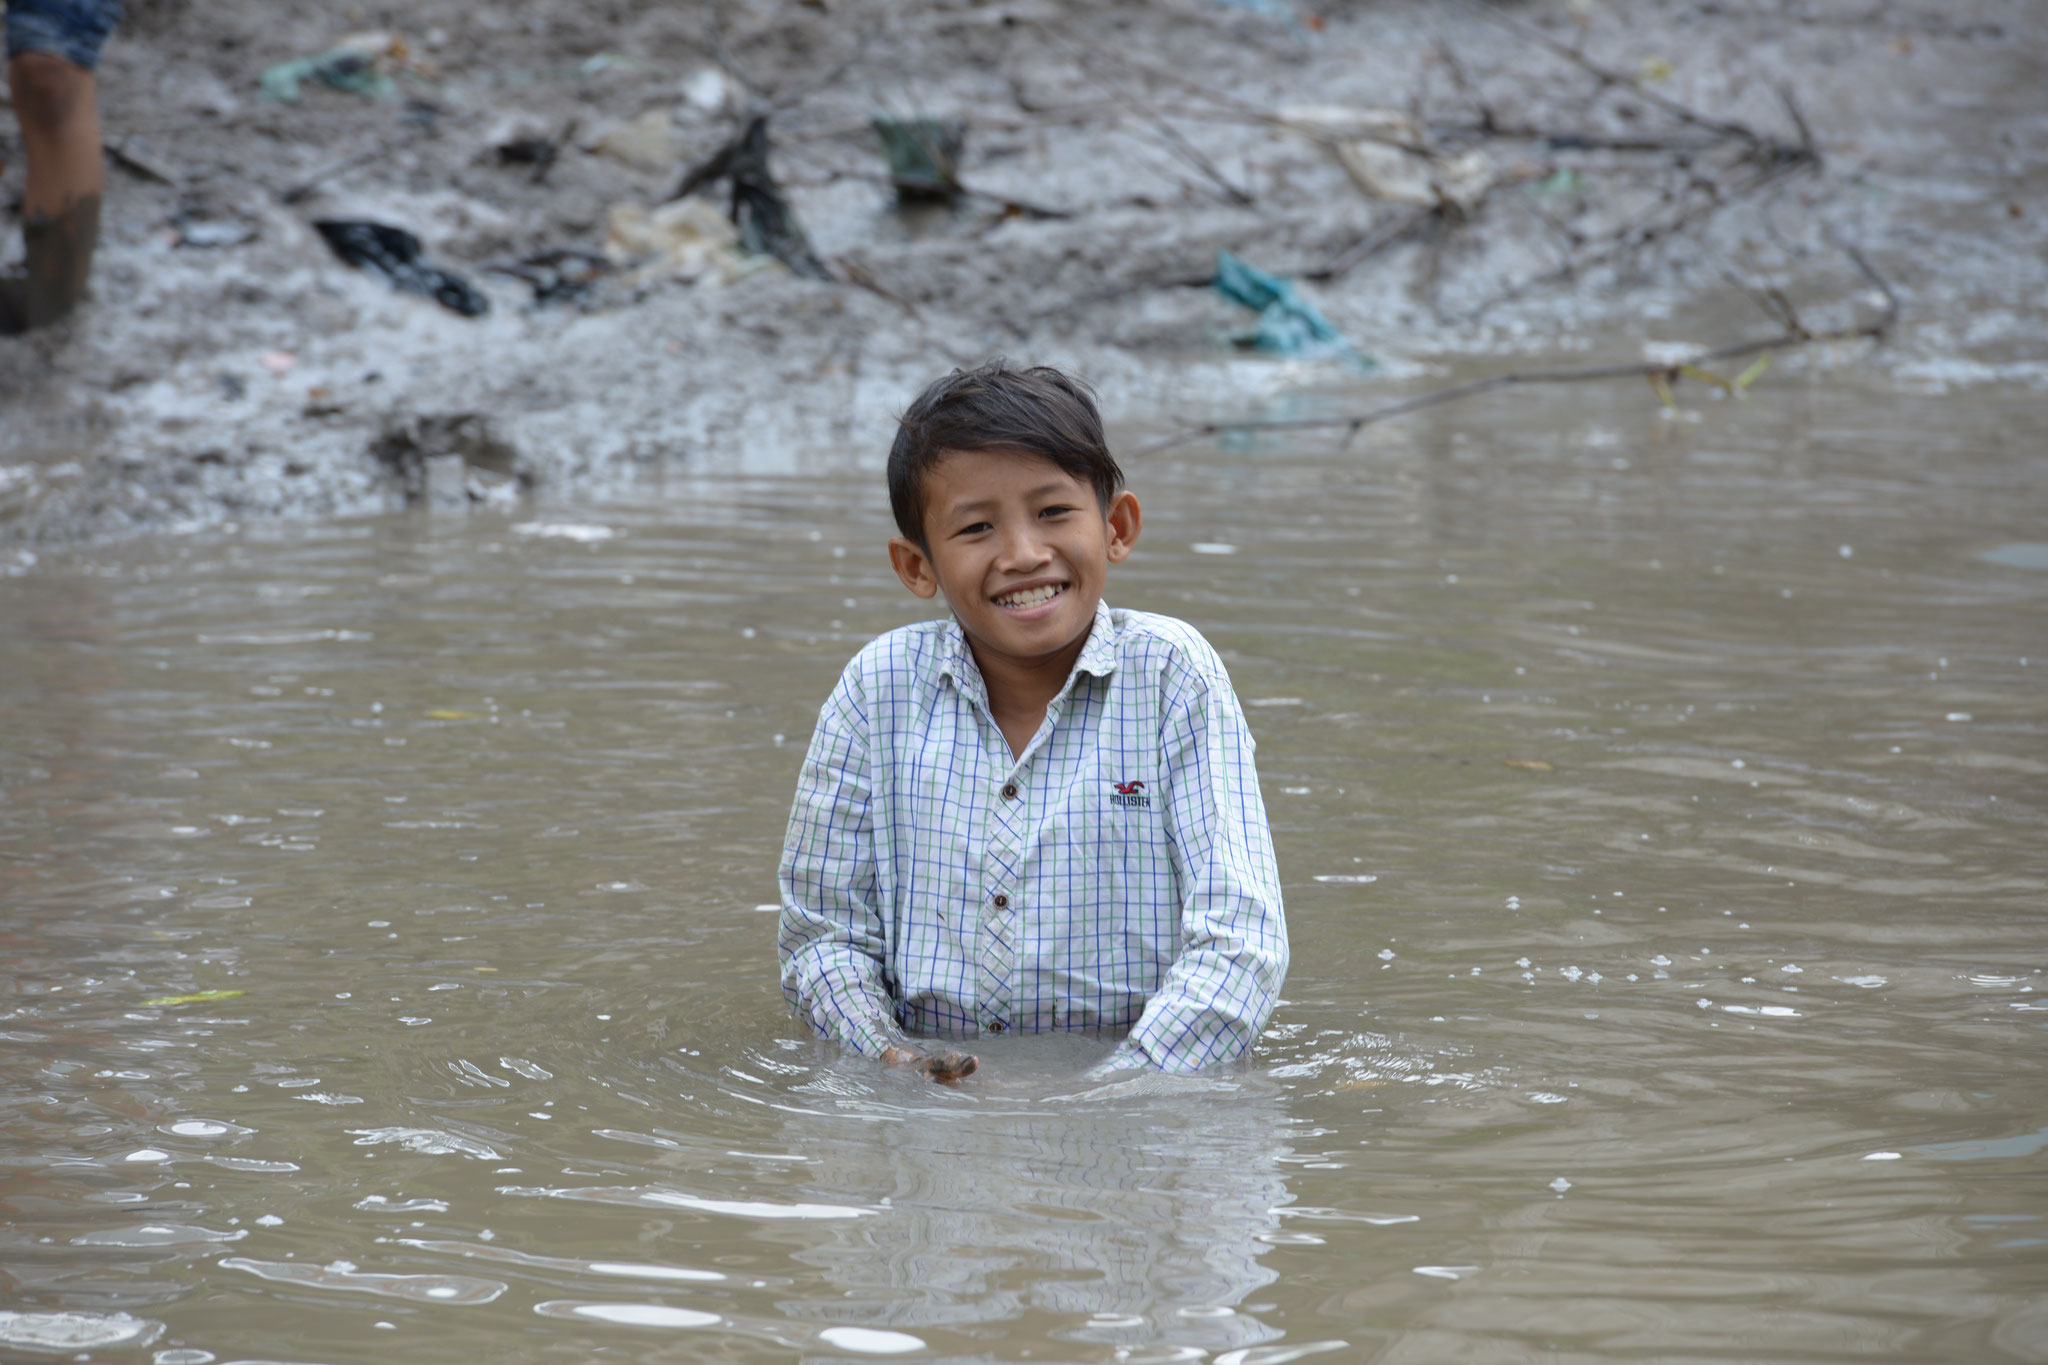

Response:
(1102, 661), (1288, 1074)
(777, 673), (909, 1060)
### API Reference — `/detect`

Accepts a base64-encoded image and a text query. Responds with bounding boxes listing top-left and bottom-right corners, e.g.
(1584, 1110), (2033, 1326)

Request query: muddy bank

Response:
(1, 0), (2043, 548)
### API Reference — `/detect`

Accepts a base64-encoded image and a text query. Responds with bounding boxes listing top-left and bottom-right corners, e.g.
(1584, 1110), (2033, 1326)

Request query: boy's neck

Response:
(966, 629), (1091, 760)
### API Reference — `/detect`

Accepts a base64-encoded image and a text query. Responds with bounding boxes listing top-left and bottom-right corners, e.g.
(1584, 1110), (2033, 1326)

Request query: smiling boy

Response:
(777, 362), (1287, 1082)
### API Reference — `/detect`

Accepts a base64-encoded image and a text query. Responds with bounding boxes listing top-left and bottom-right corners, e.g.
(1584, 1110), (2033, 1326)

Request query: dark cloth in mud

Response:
(4, 0), (123, 69)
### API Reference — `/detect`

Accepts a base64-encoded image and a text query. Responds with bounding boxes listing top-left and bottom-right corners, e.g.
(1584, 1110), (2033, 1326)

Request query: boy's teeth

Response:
(999, 584), (1061, 608)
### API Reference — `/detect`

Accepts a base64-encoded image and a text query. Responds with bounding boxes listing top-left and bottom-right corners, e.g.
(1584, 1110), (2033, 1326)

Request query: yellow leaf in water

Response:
(1640, 56), (1675, 82)
(427, 709), (482, 720)
(1504, 759), (1554, 772)
(144, 989), (246, 1007)
(1679, 363), (1732, 393)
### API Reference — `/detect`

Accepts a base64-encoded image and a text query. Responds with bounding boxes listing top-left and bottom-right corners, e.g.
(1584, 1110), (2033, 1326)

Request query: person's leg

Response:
(3, 0), (123, 333)
(11, 51), (104, 328)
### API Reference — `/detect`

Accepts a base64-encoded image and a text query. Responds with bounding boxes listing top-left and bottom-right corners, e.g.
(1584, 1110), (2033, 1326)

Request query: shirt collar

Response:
(935, 599), (1121, 699)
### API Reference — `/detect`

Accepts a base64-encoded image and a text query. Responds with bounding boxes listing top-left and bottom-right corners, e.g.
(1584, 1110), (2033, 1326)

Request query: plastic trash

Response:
(592, 108), (683, 172)
(172, 216), (258, 248)
(312, 220), (489, 317)
(260, 32), (406, 102)
(669, 113), (829, 280)
(1280, 103), (1492, 218)
(1214, 250), (1360, 360)
(602, 199), (751, 286)
(872, 116), (965, 201)
(484, 248), (614, 307)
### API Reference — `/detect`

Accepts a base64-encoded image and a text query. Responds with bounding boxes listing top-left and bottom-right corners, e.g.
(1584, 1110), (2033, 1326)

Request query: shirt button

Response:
(988, 1020), (1006, 1033)
(1001, 782), (1019, 801)
(991, 893), (1010, 909)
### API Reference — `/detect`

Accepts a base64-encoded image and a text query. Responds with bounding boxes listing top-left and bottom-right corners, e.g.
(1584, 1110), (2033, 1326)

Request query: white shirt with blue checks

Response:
(778, 601), (1288, 1072)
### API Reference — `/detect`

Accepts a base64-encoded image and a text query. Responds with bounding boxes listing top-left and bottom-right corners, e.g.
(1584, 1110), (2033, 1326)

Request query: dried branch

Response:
(1304, 205), (1440, 282)
(1461, 0), (1777, 150)
(1463, 150), (1811, 319)
(1132, 242), (1898, 456)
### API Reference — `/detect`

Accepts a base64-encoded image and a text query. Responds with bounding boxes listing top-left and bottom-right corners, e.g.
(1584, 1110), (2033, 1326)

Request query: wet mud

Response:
(1, 0), (2045, 546)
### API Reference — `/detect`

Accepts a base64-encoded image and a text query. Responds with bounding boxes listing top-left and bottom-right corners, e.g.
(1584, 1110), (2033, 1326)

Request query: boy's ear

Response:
(1105, 490), (1141, 563)
(888, 536), (941, 599)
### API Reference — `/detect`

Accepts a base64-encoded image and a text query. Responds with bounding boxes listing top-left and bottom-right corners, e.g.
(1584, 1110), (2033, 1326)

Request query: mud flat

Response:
(1, 0), (2043, 548)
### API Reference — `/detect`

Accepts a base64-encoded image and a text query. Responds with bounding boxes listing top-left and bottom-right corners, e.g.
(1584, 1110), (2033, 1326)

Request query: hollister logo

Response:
(1110, 779), (1151, 810)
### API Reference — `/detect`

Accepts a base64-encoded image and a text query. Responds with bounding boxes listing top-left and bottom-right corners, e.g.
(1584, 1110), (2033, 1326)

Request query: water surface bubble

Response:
(819, 1326), (928, 1353)
(1213, 1342), (1349, 1365)
(536, 1302), (720, 1328)
(163, 1119), (251, 1138)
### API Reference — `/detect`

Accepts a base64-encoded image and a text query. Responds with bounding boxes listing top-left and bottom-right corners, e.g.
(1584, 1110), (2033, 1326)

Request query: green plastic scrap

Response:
(261, 48), (394, 103)
(1213, 250), (1365, 363)
(872, 116), (966, 199)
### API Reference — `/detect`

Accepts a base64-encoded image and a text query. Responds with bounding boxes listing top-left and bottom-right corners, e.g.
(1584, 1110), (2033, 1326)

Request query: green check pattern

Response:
(777, 601), (1288, 1072)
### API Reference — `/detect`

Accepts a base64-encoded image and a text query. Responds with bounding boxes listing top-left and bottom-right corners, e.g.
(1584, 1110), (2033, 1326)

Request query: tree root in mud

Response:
(1134, 242), (1898, 456)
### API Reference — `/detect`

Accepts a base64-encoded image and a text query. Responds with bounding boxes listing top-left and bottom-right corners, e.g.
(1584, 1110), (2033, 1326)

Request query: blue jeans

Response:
(5, 0), (123, 71)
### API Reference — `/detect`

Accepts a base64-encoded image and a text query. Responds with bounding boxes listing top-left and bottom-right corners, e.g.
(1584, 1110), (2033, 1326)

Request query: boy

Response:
(777, 362), (1287, 1082)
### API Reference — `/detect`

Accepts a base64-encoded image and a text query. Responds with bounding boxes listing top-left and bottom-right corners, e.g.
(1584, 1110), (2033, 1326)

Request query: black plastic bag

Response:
(312, 220), (490, 317)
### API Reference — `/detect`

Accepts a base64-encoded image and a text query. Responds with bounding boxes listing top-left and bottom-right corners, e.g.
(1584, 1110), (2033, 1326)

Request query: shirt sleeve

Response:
(777, 666), (908, 1059)
(1105, 652), (1289, 1073)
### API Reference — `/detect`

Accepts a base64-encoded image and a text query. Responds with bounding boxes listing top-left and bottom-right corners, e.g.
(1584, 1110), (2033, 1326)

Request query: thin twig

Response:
(1461, 0), (1770, 148)
(1305, 205), (1439, 282)
(1144, 116), (1256, 207)
(1463, 151), (1811, 318)
(279, 142), (394, 204)
(1133, 244), (1897, 455)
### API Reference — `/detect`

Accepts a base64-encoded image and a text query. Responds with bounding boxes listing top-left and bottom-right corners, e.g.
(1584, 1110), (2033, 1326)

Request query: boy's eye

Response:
(955, 521), (992, 537)
(1039, 505), (1073, 518)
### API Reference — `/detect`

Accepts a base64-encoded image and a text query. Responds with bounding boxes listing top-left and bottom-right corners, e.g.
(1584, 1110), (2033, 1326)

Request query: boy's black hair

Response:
(888, 360), (1124, 547)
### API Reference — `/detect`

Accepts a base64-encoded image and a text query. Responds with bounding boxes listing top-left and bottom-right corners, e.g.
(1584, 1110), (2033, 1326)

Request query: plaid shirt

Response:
(778, 601), (1287, 1072)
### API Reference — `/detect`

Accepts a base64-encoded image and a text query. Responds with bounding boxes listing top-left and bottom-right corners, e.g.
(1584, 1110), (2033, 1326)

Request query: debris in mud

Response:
(494, 119), (579, 186)
(260, 32), (415, 103)
(670, 113), (830, 280)
(171, 216), (258, 249)
(485, 248), (615, 308)
(873, 116), (966, 202)
(1214, 251), (1361, 361)
(371, 413), (526, 510)
(312, 220), (490, 317)
(592, 108), (686, 173)
(602, 200), (749, 287)
(1279, 105), (1491, 219)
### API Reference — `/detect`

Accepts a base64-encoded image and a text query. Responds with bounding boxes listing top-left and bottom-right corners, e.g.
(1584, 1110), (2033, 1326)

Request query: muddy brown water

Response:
(2, 376), (2044, 1363)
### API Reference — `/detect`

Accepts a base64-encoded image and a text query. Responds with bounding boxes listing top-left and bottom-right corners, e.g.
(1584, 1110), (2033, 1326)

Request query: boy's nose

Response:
(994, 523), (1052, 568)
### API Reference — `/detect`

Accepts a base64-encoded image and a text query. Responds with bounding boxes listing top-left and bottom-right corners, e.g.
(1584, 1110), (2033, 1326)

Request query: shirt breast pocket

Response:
(1073, 755), (1176, 977)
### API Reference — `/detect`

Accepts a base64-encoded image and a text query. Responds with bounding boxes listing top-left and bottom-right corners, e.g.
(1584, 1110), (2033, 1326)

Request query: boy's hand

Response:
(883, 1044), (978, 1085)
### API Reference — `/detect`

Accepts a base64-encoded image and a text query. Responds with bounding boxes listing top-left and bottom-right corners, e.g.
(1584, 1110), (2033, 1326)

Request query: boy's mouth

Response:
(993, 582), (1067, 611)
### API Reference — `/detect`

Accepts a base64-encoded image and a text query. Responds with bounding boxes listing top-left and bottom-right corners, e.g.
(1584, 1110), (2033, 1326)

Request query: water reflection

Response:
(772, 1042), (1290, 1354)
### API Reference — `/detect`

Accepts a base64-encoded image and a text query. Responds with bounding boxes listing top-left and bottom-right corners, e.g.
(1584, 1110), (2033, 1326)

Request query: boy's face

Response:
(888, 448), (1140, 674)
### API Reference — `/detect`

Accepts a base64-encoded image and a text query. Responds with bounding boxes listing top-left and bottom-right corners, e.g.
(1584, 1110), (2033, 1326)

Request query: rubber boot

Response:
(22, 194), (102, 330)
(0, 273), (23, 335)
